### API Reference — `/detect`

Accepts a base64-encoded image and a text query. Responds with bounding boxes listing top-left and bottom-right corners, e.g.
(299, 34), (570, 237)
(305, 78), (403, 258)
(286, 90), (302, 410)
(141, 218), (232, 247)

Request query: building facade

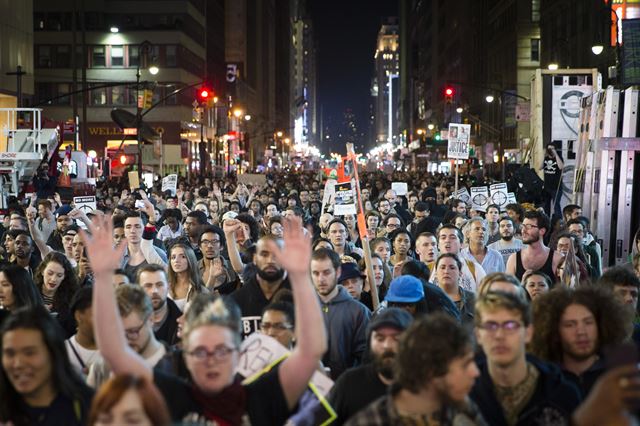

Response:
(373, 18), (399, 145)
(33, 0), (211, 175)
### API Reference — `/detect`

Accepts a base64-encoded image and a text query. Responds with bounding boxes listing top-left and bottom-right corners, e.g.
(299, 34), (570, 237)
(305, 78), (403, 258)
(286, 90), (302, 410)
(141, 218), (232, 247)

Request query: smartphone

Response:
(605, 342), (640, 410)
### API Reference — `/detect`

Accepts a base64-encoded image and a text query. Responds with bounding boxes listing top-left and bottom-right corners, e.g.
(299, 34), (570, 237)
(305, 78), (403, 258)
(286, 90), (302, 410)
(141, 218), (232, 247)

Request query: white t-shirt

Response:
(488, 238), (524, 266)
(65, 335), (103, 377)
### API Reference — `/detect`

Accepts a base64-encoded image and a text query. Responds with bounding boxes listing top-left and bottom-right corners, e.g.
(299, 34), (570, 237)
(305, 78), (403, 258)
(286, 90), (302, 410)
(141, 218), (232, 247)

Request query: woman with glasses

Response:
(260, 300), (295, 349)
(87, 215), (326, 425)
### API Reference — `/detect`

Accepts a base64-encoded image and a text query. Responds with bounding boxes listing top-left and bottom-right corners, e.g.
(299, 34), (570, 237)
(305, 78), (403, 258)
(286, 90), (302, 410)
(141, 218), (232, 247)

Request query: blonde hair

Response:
(182, 298), (242, 347)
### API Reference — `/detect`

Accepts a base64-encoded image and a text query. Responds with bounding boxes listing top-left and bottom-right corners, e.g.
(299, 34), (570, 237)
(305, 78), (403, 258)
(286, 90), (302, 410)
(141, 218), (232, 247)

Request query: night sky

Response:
(309, 0), (398, 154)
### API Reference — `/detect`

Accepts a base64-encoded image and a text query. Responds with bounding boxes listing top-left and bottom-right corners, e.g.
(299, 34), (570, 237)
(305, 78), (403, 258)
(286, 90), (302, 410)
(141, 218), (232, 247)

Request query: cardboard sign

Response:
(73, 196), (97, 214)
(489, 182), (509, 210)
(238, 333), (334, 396)
(238, 173), (267, 186)
(447, 123), (471, 159)
(455, 188), (471, 206)
(391, 182), (408, 196)
(507, 192), (517, 206)
(333, 182), (356, 216)
(470, 186), (490, 212)
(128, 171), (140, 190)
(161, 174), (178, 196)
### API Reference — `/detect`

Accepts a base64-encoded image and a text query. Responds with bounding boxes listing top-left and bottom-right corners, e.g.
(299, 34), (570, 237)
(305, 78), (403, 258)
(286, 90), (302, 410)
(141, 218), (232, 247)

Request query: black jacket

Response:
(154, 298), (182, 346)
(470, 355), (582, 426)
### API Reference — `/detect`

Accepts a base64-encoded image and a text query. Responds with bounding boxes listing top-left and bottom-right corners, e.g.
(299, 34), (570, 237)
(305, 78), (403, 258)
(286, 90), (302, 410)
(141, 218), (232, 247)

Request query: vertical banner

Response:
(321, 179), (337, 214)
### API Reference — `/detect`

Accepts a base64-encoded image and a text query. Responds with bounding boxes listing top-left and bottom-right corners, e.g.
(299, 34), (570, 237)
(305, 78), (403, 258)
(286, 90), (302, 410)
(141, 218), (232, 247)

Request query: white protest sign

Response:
(470, 187), (490, 212)
(507, 192), (517, 206)
(321, 179), (336, 214)
(73, 196), (97, 214)
(333, 181), (356, 216)
(455, 188), (471, 206)
(238, 333), (334, 396)
(489, 182), (509, 210)
(161, 174), (178, 196)
(391, 182), (408, 196)
(447, 123), (471, 159)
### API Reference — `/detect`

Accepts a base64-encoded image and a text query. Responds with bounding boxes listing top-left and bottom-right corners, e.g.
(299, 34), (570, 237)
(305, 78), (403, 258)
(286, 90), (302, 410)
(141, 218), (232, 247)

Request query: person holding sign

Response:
(87, 215), (327, 425)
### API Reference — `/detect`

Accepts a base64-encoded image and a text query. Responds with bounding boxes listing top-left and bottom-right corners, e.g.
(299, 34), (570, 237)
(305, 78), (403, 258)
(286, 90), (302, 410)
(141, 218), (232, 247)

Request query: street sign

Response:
(447, 123), (471, 159)
(74, 196), (97, 214)
(123, 128), (137, 135)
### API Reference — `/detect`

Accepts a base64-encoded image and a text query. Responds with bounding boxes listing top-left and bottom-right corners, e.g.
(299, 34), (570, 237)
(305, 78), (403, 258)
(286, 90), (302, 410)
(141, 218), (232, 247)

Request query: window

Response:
(111, 86), (126, 105)
(111, 45), (124, 67)
(129, 45), (139, 67)
(37, 46), (52, 68)
(531, 0), (540, 22)
(55, 45), (70, 68)
(91, 46), (106, 67)
(166, 45), (177, 67)
(531, 39), (540, 61)
(56, 83), (70, 105)
(90, 84), (107, 105)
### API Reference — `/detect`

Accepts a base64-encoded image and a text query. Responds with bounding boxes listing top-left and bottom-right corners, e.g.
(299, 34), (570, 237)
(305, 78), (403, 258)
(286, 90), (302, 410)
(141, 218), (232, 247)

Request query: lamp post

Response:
(136, 41), (158, 181)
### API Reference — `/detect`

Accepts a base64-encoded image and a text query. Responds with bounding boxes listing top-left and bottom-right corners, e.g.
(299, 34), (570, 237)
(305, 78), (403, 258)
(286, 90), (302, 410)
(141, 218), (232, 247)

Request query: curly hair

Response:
(34, 251), (79, 314)
(530, 286), (633, 363)
(395, 313), (472, 393)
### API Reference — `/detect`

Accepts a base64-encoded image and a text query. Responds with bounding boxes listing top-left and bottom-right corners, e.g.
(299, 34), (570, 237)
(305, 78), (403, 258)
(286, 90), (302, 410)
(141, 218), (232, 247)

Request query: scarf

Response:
(191, 378), (247, 426)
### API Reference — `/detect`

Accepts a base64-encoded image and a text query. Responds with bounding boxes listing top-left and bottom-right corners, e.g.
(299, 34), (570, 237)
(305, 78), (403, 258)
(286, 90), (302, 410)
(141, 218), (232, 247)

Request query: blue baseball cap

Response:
(385, 275), (425, 303)
(55, 204), (73, 218)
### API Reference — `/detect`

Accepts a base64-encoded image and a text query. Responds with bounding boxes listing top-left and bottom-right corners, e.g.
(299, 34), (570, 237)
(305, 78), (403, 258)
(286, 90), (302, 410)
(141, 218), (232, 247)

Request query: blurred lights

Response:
(485, 95), (495, 103)
(591, 45), (604, 55)
(110, 26), (119, 33)
(548, 63), (559, 71)
(427, 124), (435, 130)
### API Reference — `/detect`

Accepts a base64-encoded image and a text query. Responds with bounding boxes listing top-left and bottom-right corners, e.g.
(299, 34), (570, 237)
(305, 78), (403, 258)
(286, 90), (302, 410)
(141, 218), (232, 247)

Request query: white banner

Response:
(321, 179), (336, 214)
(447, 123), (471, 159)
(551, 84), (593, 141)
(455, 188), (471, 206)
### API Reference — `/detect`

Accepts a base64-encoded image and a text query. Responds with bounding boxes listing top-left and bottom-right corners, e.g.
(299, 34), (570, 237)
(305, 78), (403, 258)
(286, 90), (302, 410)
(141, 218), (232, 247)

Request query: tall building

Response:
(0, 1), (34, 151)
(33, 0), (211, 175)
(225, 0), (294, 168)
(291, 0), (318, 147)
(372, 17), (399, 145)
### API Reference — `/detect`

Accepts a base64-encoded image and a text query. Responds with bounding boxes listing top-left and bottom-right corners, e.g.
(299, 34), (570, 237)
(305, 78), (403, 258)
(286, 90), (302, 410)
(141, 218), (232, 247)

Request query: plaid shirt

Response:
(345, 395), (487, 426)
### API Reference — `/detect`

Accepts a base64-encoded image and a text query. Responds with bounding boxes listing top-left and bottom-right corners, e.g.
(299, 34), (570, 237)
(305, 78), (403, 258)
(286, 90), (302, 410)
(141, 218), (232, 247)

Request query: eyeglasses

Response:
(186, 345), (237, 362)
(260, 322), (292, 332)
(124, 316), (150, 340)
(477, 320), (523, 334)
(200, 239), (221, 246)
(522, 223), (539, 230)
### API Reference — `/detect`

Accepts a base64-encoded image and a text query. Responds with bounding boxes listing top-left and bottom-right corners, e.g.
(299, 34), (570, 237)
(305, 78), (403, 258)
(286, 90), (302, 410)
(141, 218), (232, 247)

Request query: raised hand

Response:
(79, 215), (127, 276)
(222, 218), (242, 237)
(268, 216), (311, 277)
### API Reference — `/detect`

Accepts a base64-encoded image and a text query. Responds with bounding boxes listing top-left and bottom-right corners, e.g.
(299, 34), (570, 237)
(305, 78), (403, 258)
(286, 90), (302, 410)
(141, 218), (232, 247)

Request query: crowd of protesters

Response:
(0, 168), (640, 425)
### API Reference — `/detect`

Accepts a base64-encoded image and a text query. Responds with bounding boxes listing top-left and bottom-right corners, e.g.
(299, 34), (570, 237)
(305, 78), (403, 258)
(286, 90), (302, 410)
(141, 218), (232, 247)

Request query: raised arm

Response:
(269, 217), (327, 410)
(222, 219), (246, 274)
(27, 215), (52, 260)
(82, 215), (153, 381)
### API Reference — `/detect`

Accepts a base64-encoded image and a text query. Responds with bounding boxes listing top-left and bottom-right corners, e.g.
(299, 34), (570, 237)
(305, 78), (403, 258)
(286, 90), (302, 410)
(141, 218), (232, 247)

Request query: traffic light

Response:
(444, 87), (454, 104)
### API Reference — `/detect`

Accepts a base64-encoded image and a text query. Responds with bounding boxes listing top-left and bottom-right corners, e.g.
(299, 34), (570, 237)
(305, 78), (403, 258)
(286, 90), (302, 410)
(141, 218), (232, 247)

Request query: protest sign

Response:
(470, 186), (490, 211)
(321, 179), (336, 214)
(455, 187), (471, 206)
(161, 174), (178, 196)
(128, 171), (140, 190)
(391, 182), (408, 196)
(333, 182), (356, 216)
(447, 123), (471, 160)
(507, 192), (517, 206)
(238, 173), (267, 186)
(73, 196), (97, 214)
(489, 182), (509, 210)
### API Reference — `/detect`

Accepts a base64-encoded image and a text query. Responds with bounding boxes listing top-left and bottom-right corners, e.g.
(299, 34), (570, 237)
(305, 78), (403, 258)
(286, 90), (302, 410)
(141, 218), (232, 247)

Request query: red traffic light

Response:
(445, 87), (454, 97)
(199, 88), (211, 100)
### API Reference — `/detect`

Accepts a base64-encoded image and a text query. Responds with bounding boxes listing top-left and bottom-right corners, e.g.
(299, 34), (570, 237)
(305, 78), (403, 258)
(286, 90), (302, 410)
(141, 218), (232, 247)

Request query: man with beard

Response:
(12, 231), (38, 276)
(47, 204), (74, 251)
(183, 210), (207, 259)
(231, 235), (290, 336)
(471, 291), (581, 425)
(328, 308), (413, 424)
(88, 284), (166, 388)
(311, 248), (370, 379)
(198, 225), (237, 294)
(506, 210), (561, 281)
(137, 264), (181, 346)
(346, 314), (484, 425)
(488, 216), (523, 265)
(530, 286), (631, 397)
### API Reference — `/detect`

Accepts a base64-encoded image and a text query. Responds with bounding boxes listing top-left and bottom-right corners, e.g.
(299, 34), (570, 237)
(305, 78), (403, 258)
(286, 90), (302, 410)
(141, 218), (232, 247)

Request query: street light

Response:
(548, 63), (559, 71)
(456, 107), (464, 114)
(591, 44), (604, 55)
(416, 129), (424, 136)
(276, 131), (283, 138)
(485, 95), (495, 103)
(110, 26), (119, 33)
(427, 123), (435, 130)
(233, 108), (243, 118)
(136, 41), (159, 181)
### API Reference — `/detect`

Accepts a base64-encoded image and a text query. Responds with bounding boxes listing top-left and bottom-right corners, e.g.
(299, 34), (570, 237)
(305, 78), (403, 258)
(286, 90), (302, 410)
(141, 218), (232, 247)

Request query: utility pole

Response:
(6, 66), (26, 107)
